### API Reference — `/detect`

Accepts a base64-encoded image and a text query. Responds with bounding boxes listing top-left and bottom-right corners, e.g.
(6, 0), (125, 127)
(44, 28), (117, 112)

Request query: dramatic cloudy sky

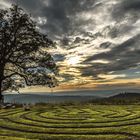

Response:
(1, 0), (140, 91)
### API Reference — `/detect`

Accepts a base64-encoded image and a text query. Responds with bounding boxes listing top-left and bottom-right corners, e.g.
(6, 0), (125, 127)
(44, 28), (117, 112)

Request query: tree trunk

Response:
(0, 79), (4, 104)
(0, 66), (4, 104)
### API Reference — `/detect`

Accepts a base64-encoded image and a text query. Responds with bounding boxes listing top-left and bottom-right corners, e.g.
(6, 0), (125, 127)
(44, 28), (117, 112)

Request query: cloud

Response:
(14, 0), (98, 39)
(85, 34), (140, 62)
(82, 34), (140, 79)
(1, 0), (140, 88)
(0, 1), (11, 8)
(112, 0), (140, 22)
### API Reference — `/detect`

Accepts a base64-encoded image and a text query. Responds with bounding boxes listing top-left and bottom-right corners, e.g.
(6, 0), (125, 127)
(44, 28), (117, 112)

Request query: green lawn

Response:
(0, 104), (140, 140)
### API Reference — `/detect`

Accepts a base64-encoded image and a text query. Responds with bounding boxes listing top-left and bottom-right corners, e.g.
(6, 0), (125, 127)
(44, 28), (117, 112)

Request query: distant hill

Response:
(88, 92), (140, 105)
(108, 92), (140, 99)
(98, 92), (140, 105)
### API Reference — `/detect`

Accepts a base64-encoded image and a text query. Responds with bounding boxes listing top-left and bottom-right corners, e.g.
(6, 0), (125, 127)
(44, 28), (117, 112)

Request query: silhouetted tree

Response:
(0, 5), (58, 103)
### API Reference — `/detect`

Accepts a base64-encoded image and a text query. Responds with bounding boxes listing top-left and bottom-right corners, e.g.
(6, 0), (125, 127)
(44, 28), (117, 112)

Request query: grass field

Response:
(0, 104), (140, 140)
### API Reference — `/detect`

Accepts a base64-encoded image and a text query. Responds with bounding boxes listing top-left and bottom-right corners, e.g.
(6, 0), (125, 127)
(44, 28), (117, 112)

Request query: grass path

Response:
(0, 105), (140, 140)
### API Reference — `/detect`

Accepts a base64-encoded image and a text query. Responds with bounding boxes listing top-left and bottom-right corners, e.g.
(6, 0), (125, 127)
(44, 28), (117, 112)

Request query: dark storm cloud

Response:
(15, 0), (98, 38)
(19, 0), (43, 13)
(42, 0), (98, 37)
(82, 34), (140, 79)
(85, 34), (140, 62)
(108, 25), (135, 39)
(112, 0), (140, 21)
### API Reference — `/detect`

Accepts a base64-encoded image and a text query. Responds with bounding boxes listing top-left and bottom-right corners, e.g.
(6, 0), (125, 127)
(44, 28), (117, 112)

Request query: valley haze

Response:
(4, 89), (140, 104)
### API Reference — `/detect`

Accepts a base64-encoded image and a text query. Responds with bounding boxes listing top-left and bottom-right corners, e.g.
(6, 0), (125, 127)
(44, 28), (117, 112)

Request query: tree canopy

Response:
(0, 4), (58, 102)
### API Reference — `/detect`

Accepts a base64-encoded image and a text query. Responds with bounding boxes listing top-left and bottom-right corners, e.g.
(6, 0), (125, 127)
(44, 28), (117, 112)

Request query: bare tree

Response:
(0, 5), (58, 103)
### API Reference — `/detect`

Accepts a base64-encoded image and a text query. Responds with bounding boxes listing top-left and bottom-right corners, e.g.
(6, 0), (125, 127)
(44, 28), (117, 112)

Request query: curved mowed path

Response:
(0, 105), (140, 140)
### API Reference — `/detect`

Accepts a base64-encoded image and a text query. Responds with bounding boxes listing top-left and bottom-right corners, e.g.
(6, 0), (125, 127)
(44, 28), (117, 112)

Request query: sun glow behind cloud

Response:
(66, 56), (81, 66)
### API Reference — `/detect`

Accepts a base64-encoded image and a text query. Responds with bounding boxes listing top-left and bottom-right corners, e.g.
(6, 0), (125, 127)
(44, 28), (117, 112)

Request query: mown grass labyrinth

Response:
(0, 105), (140, 140)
